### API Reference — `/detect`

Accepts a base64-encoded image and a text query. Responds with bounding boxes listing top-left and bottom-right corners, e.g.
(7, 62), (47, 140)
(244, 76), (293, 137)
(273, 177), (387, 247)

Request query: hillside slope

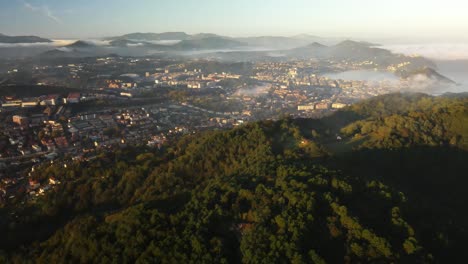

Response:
(0, 93), (467, 263)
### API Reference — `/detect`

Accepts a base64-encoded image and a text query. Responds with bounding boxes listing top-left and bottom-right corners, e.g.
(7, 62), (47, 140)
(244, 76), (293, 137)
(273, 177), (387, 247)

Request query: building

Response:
(12, 115), (29, 126)
(298, 105), (315, 111)
(21, 98), (39, 107)
(332, 103), (347, 109)
(120, 92), (133, 98)
(315, 103), (330, 110)
(28, 179), (40, 190)
(66, 93), (81, 104)
(1, 100), (22, 108)
(41, 94), (60, 106)
(187, 82), (204, 89)
(122, 83), (135, 89)
(49, 177), (60, 185)
(54, 137), (69, 149)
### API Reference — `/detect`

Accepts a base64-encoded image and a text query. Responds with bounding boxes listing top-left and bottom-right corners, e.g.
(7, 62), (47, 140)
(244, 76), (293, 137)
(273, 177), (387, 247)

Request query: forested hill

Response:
(294, 93), (467, 151)
(0, 93), (467, 263)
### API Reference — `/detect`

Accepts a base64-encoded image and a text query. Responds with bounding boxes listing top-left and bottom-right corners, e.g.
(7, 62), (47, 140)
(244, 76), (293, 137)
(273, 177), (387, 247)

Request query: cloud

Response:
(323, 69), (465, 95)
(0, 42), (54, 48)
(128, 43), (145, 47)
(21, 1), (62, 24)
(400, 74), (468, 95)
(0, 40), (77, 47)
(56, 47), (72, 52)
(382, 43), (468, 60)
(52, 39), (76, 46)
(85, 39), (111, 46)
(235, 83), (272, 97)
(144, 40), (182, 45)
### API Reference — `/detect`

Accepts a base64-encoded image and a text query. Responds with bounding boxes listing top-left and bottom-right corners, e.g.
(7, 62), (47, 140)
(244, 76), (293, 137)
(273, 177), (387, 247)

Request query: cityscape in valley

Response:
(0, 35), (460, 201)
(0, 0), (467, 263)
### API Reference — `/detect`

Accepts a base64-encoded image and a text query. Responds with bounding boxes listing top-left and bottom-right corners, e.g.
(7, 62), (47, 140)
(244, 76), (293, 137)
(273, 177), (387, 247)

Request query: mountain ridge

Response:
(66, 40), (96, 48)
(0, 33), (52, 43)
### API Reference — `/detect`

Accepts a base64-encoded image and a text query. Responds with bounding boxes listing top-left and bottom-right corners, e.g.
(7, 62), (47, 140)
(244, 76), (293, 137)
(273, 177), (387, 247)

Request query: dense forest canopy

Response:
(0, 93), (467, 263)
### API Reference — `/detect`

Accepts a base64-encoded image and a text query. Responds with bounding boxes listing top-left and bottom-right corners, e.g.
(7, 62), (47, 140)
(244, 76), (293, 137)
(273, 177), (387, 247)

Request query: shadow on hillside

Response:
(328, 146), (468, 261)
(294, 110), (363, 135)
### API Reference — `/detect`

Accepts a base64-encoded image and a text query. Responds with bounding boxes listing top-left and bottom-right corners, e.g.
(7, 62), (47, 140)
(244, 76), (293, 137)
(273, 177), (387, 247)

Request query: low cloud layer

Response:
(0, 42), (54, 48)
(84, 39), (111, 46)
(127, 43), (145, 47)
(235, 83), (272, 97)
(144, 40), (182, 46)
(383, 43), (468, 60)
(324, 69), (466, 95)
(0, 39), (77, 48)
(404, 74), (446, 93)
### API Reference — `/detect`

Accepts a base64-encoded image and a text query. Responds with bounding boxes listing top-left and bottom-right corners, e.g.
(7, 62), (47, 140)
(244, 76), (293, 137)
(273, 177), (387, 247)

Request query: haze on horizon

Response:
(1, 0), (468, 42)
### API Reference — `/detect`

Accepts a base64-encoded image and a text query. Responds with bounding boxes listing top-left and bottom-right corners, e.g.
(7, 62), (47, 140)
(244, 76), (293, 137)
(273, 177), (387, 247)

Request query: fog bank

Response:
(383, 43), (468, 60)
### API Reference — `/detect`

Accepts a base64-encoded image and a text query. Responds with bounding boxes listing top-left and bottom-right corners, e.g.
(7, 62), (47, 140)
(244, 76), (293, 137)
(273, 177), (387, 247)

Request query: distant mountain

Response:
(307, 42), (327, 48)
(107, 32), (234, 43)
(235, 36), (314, 49)
(106, 32), (333, 49)
(109, 39), (133, 47)
(290, 40), (378, 56)
(191, 33), (228, 40)
(106, 32), (191, 41)
(66, 41), (95, 48)
(287, 41), (328, 57)
(327, 40), (394, 60)
(173, 37), (245, 50)
(288, 40), (436, 71)
(109, 39), (144, 47)
(108, 35), (243, 50)
(109, 39), (172, 51)
(292, 34), (322, 40)
(0, 34), (52, 43)
(334, 39), (377, 47)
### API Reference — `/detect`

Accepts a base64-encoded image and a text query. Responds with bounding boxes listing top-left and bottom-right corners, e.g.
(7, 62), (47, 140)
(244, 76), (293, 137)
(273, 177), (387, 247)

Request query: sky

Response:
(1, 0), (468, 41)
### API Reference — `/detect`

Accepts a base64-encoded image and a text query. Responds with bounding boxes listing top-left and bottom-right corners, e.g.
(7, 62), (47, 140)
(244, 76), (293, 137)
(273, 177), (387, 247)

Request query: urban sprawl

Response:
(0, 56), (414, 202)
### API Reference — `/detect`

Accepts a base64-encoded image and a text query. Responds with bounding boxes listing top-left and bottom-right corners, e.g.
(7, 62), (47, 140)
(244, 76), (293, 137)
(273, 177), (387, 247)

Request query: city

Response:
(0, 0), (467, 263)
(0, 47), (461, 204)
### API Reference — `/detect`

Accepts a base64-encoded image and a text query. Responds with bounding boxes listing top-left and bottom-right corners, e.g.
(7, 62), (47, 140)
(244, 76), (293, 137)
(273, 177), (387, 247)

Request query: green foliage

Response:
(339, 94), (468, 150)
(1, 93), (466, 263)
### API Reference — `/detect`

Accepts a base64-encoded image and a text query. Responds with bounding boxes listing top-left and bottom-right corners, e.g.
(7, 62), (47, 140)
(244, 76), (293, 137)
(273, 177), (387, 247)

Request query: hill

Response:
(109, 39), (141, 47)
(235, 36), (316, 49)
(106, 32), (191, 41)
(191, 33), (228, 40)
(0, 93), (467, 263)
(38, 49), (74, 58)
(66, 40), (95, 48)
(400, 67), (456, 84)
(294, 93), (467, 150)
(0, 34), (52, 43)
(288, 40), (435, 71)
(105, 32), (331, 49)
(173, 37), (245, 50)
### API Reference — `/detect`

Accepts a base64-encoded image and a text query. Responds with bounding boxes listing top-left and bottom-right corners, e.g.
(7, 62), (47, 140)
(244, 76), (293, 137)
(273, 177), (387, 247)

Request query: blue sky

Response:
(1, 0), (467, 40)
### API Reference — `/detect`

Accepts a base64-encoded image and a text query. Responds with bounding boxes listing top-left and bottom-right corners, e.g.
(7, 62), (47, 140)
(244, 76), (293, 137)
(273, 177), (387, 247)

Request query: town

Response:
(0, 55), (414, 203)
